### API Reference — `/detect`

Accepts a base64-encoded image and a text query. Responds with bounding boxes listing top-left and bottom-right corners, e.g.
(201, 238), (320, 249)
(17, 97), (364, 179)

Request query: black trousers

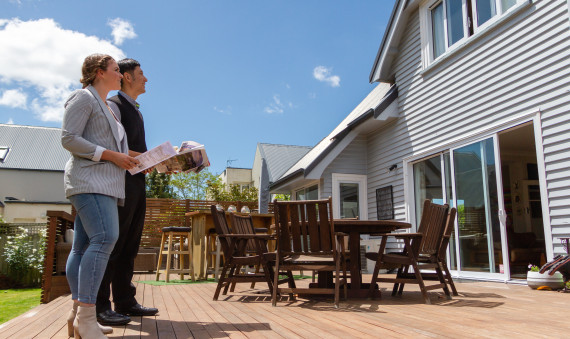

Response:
(96, 174), (146, 312)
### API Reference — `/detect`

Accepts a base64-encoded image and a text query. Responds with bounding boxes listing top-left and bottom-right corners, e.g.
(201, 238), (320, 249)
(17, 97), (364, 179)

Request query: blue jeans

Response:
(66, 194), (119, 304)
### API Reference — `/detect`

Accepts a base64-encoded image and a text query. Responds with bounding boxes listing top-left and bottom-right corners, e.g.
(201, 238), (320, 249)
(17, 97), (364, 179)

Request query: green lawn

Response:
(0, 289), (41, 324)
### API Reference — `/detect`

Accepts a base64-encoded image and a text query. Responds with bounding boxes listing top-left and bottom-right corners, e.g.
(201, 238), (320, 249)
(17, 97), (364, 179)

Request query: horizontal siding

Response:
(367, 1), (570, 254)
(321, 135), (368, 199)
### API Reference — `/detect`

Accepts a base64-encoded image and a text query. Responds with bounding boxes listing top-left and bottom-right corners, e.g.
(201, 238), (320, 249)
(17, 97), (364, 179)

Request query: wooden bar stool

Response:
(205, 228), (223, 281)
(156, 226), (195, 282)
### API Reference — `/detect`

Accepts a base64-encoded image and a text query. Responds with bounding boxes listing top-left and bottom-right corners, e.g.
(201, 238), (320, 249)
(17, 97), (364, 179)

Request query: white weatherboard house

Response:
(271, 0), (570, 282)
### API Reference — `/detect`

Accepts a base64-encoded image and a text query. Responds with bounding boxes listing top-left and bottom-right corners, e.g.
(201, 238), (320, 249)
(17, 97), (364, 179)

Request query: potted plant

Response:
(527, 264), (564, 290)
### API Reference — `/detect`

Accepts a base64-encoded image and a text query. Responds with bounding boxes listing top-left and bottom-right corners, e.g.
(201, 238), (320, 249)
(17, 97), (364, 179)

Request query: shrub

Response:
(2, 227), (46, 287)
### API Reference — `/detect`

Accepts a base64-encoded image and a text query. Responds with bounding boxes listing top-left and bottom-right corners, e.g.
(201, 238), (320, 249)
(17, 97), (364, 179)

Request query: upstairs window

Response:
(425, 0), (523, 62)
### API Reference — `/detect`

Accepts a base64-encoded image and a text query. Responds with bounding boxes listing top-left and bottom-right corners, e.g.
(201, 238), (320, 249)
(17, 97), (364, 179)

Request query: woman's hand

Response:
(101, 150), (140, 170)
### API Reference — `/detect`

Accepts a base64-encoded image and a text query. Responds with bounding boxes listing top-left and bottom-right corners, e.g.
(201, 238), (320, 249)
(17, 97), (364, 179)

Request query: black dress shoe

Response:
(97, 309), (131, 326)
(116, 303), (158, 316)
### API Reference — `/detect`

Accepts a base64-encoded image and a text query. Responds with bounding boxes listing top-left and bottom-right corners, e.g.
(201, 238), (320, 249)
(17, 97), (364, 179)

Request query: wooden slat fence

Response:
(141, 199), (273, 248)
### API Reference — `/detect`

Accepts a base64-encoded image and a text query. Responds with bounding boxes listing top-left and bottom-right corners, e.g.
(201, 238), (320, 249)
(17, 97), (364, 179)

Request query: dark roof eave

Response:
(369, 0), (402, 83)
(269, 169), (304, 190)
(373, 85), (399, 118)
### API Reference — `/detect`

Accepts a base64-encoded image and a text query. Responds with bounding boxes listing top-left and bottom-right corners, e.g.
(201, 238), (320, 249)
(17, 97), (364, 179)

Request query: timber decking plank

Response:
(191, 284), (276, 339)
(0, 294), (68, 338)
(180, 284), (247, 339)
(152, 283), (174, 338)
(4, 273), (570, 338)
(171, 285), (211, 338)
(159, 284), (194, 338)
(177, 281), (232, 338)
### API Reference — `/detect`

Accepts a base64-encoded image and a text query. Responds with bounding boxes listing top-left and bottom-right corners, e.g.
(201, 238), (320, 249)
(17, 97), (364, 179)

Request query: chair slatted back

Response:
(438, 207), (457, 260)
(274, 198), (335, 256)
(417, 200), (449, 256)
(210, 205), (232, 258)
(230, 213), (257, 253)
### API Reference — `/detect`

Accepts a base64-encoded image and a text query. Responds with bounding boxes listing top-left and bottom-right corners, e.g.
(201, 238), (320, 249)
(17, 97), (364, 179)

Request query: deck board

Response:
(1, 274), (569, 338)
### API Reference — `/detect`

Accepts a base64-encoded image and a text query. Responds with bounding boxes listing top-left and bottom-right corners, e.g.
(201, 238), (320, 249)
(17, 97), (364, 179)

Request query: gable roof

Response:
(271, 83), (394, 189)
(257, 143), (312, 183)
(369, 0), (419, 83)
(0, 124), (70, 171)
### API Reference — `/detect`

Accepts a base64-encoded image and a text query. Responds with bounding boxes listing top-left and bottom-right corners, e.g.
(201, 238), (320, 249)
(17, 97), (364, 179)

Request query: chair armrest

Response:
(218, 234), (273, 240)
(393, 232), (423, 239)
(372, 232), (422, 238)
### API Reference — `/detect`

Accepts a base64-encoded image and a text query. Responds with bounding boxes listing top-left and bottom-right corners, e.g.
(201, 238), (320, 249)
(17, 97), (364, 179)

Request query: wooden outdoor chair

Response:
(367, 199), (451, 304)
(211, 205), (275, 301)
(271, 198), (348, 308)
(413, 207), (459, 296)
(229, 213), (295, 291)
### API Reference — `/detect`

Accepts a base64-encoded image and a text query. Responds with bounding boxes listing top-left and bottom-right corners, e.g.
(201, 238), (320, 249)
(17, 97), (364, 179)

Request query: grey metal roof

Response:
(274, 83), (392, 186)
(257, 143), (312, 183)
(0, 124), (70, 171)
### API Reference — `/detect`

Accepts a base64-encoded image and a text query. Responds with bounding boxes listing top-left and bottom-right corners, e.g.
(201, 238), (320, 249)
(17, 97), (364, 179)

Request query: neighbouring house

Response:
(270, 0), (570, 283)
(218, 167), (254, 192)
(252, 143), (312, 212)
(0, 124), (71, 222)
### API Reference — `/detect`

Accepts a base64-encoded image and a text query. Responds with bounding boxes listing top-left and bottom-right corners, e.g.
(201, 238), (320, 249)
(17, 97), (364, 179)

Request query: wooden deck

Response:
(1, 274), (569, 338)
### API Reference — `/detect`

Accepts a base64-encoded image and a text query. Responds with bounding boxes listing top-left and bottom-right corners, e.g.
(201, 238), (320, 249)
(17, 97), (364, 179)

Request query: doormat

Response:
(137, 278), (216, 286)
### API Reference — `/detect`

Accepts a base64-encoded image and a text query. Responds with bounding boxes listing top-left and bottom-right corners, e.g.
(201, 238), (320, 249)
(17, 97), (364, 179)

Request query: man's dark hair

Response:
(117, 58), (140, 75)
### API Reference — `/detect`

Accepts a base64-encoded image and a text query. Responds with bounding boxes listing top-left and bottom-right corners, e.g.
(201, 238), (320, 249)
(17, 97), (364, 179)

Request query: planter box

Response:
(527, 271), (564, 289)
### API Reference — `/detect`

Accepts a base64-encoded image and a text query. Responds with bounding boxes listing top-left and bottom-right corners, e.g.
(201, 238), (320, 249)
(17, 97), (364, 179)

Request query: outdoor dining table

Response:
(318, 219), (411, 298)
(185, 210), (274, 280)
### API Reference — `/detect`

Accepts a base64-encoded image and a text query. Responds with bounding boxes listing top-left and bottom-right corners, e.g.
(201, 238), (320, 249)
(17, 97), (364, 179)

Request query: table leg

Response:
(347, 231), (380, 298)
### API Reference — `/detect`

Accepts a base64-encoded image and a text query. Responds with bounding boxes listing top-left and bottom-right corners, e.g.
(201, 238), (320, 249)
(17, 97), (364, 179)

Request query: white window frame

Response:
(331, 173), (368, 220)
(420, 0), (530, 67)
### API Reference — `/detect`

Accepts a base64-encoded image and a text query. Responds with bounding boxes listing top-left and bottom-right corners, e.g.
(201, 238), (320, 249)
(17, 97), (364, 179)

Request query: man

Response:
(96, 58), (158, 326)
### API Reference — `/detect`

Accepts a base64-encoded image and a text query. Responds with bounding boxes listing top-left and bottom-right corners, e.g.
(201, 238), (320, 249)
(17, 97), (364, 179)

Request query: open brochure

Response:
(128, 140), (210, 175)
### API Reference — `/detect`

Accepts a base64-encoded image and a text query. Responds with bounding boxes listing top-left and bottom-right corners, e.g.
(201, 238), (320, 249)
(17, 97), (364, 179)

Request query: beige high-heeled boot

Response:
(73, 305), (108, 339)
(67, 302), (113, 337)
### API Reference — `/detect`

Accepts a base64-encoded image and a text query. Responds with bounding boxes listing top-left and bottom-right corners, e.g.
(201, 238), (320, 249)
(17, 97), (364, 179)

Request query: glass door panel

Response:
(453, 138), (502, 273)
(413, 156), (444, 227)
(339, 183), (359, 219)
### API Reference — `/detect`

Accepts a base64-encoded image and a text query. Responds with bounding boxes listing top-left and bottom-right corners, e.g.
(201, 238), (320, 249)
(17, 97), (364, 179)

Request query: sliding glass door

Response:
(412, 136), (505, 277)
(452, 138), (502, 273)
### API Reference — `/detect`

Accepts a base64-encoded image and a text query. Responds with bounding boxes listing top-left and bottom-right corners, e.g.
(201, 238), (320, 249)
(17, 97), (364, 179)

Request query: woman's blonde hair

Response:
(80, 54), (115, 88)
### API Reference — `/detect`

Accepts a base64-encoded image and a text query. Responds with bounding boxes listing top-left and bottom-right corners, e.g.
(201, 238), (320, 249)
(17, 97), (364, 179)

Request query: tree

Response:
(170, 168), (218, 200)
(145, 169), (175, 198)
(272, 193), (291, 201)
(206, 178), (259, 202)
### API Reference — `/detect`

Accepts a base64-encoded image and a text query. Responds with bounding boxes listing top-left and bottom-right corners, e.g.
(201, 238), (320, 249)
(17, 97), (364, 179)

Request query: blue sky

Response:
(0, 0), (394, 175)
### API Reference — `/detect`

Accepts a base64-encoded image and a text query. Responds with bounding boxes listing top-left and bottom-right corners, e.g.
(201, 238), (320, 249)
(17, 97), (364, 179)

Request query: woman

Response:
(61, 54), (139, 339)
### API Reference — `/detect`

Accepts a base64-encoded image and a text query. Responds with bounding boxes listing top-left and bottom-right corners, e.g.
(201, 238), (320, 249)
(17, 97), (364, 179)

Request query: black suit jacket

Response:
(108, 94), (147, 181)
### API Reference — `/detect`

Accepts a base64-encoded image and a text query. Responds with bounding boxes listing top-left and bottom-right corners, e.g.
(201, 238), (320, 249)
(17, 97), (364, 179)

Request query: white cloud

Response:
(108, 18), (137, 46)
(309, 92), (317, 99)
(213, 106), (232, 115)
(313, 65), (340, 87)
(0, 89), (27, 109)
(6, 118), (14, 124)
(0, 18), (125, 121)
(264, 95), (284, 114)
